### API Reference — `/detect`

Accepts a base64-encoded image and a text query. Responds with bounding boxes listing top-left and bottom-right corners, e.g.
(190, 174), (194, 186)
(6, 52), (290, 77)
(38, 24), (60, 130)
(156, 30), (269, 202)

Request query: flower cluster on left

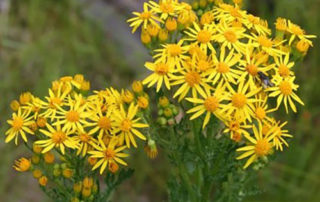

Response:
(5, 75), (149, 201)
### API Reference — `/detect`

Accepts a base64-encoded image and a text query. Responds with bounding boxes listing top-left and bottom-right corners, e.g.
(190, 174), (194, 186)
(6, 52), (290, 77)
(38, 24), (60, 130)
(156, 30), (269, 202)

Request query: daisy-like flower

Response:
(274, 53), (294, 78)
(54, 96), (91, 132)
(171, 63), (211, 101)
(36, 123), (78, 154)
(244, 14), (271, 36)
(267, 76), (304, 113)
(287, 20), (316, 46)
(238, 46), (274, 88)
(74, 128), (97, 156)
(186, 86), (227, 128)
(127, 3), (161, 33)
(88, 137), (128, 174)
(207, 47), (242, 87)
(214, 20), (250, 53)
(41, 85), (70, 119)
(143, 60), (175, 92)
(13, 157), (31, 172)
(148, 0), (181, 20)
(5, 108), (34, 145)
(269, 120), (292, 151)
(184, 23), (216, 53)
(252, 93), (276, 123)
(22, 96), (45, 119)
(223, 81), (261, 122)
(113, 103), (148, 148)
(213, 3), (246, 23)
(153, 40), (189, 69)
(223, 115), (252, 142)
(251, 34), (284, 57)
(191, 51), (214, 73)
(236, 124), (275, 168)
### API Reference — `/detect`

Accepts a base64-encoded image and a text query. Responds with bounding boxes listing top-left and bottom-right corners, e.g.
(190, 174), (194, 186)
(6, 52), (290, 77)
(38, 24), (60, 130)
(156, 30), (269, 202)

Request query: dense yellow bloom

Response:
(88, 138), (128, 174)
(36, 123), (79, 154)
(113, 104), (148, 148)
(236, 124), (274, 168)
(5, 108), (34, 145)
(42, 86), (70, 119)
(185, 23), (216, 53)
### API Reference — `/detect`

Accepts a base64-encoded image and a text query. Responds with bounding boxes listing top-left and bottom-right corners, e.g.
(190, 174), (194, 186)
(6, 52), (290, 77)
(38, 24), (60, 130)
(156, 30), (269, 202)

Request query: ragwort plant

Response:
(127, 0), (316, 201)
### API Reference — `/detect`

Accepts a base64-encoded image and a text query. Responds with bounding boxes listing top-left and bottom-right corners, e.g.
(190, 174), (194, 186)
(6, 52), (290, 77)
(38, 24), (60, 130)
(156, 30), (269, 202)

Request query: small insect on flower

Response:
(258, 72), (274, 88)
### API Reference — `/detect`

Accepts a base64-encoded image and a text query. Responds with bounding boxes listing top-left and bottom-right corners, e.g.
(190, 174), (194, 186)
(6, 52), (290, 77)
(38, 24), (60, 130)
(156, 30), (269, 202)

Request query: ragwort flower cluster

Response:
(6, 75), (149, 200)
(128, 0), (315, 168)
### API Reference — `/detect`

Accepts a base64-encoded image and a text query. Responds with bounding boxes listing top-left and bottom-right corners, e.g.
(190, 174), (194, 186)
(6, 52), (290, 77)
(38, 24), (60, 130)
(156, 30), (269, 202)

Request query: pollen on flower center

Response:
(274, 127), (282, 137)
(279, 81), (292, 95)
(278, 64), (290, 77)
(255, 107), (266, 120)
(167, 44), (182, 56)
(262, 124), (270, 136)
(160, 2), (174, 13)
(120, 119), (132, 132)
(216, 62), (230, 73)
(98, 117), (112, 130)
(51, 131), (67, 144)
(12, 116), (24, 130)
(257, 36), (273, 48)
(255, 139), (271, 156)
(50, 97), (62, 108)
(198, 60), (210, 72)
(104, 148), (115, 160)
(246, 64), (258, 76)
(155, 63), (169, 75)
(140, 11), (151, 20)
(185, 71), (201, 87)
(66, 110), (80, 122)
(79, 133), (90, 142)
(232, 93), (247, 108)
(204, 96), (219, 112)
(229, 121), (240, 131)
(224, 30), (237, 43)
(197, 30), (212, 43)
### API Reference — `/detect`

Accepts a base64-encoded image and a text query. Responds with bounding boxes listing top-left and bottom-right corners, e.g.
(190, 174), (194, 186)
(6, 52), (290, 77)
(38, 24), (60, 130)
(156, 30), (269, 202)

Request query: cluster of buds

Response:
(156, 96), (179, 126)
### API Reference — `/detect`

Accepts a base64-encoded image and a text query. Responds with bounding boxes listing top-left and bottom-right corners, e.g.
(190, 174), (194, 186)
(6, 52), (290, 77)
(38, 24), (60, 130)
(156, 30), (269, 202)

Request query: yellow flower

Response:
(274, 53), (294, 78)
(10, 100), (20, 111)
(165, 17), (177, 32)
(54, 95), (90, 132)
(275, 17), (287, 32)
(287, 20), (316, 46)
(132, 81), (144, 93)
(143, 60), (175, 92)
(207, 47), (242, 88)
(113, 104), (148, 148)
(74, 129), (97, 156)
(148, 0), (181, 20)
(44, 152), (55, 164)
(39, 176), (48, 186)
(244, 14), (271, 36)
(32, 169), (42, 179)
(223, 81), (261, 122)
(19, 92), (33, 105)
(267, 76), (304, 113)
(185, 23), (216, 53)
(223, 115), (252, 140)
(36, 123), (78, 154)
(13, 157), (31, 172)
(186, 86), (227, 128)
(5, 108), (34, 145)
(252, 94), (275, 123)
(42, 86), (70, 119)
(137, 96), (149, 109)
(269, 120), (292, 151)
(88, 137), (129, 174)
(121, 89), (134, 104)
(144, 139), (158, 159)
(251, 34), (284, 57)
(127, 3), (161, 33)
(236, 124), (274, 169)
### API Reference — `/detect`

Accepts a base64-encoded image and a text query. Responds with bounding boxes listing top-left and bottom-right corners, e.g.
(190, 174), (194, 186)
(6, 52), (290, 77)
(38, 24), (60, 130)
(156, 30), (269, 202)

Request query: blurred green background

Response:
(0, 0), (319, 201)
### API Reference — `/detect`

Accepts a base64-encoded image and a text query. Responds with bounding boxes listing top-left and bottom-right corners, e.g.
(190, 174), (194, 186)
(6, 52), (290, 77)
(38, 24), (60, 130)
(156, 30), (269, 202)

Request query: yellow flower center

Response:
(278, 64), (290, 77)
(140, 11), (151, 20)
(257, 36), (273, 48)
(197, 30), (212, 43)
(198, 60), (210, 72)
(224, 30), (237, 43)
(274, 126), (282, 137)
(279, 81), (292, 96)
(255, 139), (271, 156)
(248, 15), (260, 25)
(185, 71), (201, 87)
(204, 96), (219, 112)
(155, 63), (169, 75)
(98, 117), (112, 130)
(160, 2), (174, 13)
(229, 121), (240, 131)
(262, 124), (270, 136)
(79, 133), (90, 143)
(104, 148), (115, 160)
(246, 64), (258, 76)
(66, 110), (80, 122)
(290, 24), (304, 35)
(255, 107), (266, 120)
(50, 97), (62, 108)
(167, 44), (182, 56)
(120, 119), (132, 132)
(230, 7), (241, 18)
(216, 62), (230, 73)
(12, 116), (24, 130)
(232, 93), (247, 108)
(52, 131), (67, 144)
